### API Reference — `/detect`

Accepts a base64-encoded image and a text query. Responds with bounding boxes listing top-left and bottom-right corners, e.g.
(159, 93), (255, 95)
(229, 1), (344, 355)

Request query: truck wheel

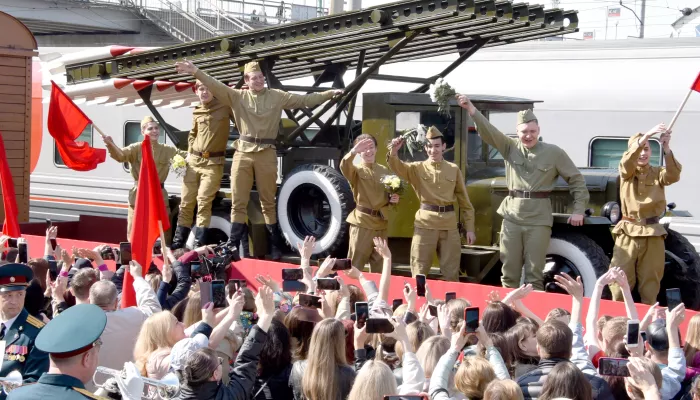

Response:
(543, 232), (609, 297)
(277, 163), (355, 257)
(660, 229), (700, 310)
(185, 215), (231, 249)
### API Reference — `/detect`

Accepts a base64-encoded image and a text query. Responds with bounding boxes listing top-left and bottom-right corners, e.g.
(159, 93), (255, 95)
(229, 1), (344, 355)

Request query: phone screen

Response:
(119, 242), (132, 265)
(366, 318), (395, 334)
(282, 269), (304, 281)
(598, 358), (630, 377)
(666, 288), (681, 311)
(332, 258), (352, 271)
(299, 294), (322, 309)
(627, 321), (640, 346)
(282, 280), (308, 292)
(190, 262), (202, 279)
(212, 280), (227, 308)
(153, 239), (162, 256)
(199, 281), (213, 307)
(392, 299), (403, 312)
(6, 238), (17, 248)
(355, 302), (369, 329)
(50, 239), (57, 251)
(428, 305), (437, 317)
(416, 274), (426, 297)
(18, 243), (28, 264)
(445, 292), (456, 302)
(465, 307), (479, 333)
(316, 278), (340, 291)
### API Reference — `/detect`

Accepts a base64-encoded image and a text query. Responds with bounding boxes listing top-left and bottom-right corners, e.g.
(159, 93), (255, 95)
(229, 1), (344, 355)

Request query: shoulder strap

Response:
(73, 387), (111, 400)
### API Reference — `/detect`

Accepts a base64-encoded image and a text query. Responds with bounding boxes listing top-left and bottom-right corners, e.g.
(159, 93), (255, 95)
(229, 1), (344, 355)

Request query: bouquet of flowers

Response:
(429, 77), (456, 115)
(170, 154), (187, 178)
(399, 124), (428, 157)
(381, 174), (406, 196)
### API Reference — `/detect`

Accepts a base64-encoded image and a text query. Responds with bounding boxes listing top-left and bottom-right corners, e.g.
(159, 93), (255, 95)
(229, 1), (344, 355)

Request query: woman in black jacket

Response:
(175, 287), (275, 400)
(253, 319), (293, 400)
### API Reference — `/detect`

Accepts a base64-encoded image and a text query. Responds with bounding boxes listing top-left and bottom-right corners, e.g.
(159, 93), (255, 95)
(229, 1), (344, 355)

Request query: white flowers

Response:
(429, 77), (456, 115)
(400, 124), (429, 157)
(380, 174), (405, 195)
(170, 154), (187, 178)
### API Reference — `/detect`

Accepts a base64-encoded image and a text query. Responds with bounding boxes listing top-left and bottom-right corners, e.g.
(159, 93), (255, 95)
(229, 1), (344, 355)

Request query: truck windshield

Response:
(395, 110), (456, 162)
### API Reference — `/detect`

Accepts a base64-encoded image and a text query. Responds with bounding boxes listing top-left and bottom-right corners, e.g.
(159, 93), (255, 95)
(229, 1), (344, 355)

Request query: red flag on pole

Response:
(122, 139), (170, 308)
(0, 133), (20, 237)
(692, 72), (700, 93)
(47, 81), (106, 171)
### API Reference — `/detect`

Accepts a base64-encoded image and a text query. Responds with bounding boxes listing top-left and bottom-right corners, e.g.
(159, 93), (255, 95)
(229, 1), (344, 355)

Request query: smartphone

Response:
(100, 247), (116, 261)
(6, 238), (17, 248)
(355, 302), (369, 329)
(48, 260), (58, 282)
(190, 261), (202, 279)
(666, 288), (682, 311)
(17, 242), (28, 264)
(445, 292), (456, 302)
(404, 312), (417, 324)
(465, 307), (479, 333)
(392, 299), (403, 312)
(212, 280), (227, 308)
(119, 242), (132, 265)
(299, 293), (322, 309)
(627, 320), (640, 348)
(641, 331), (648, 343)
(282, 280), (308, 292)
(282, 269), (304, 281)
(45, 219), (52, 229)
(45, 219), (56, 250)
(416, 274), (426, 297)
(366, 318), (395, 334)
(332, 258), (352, 271)
(227, 280), (237, 296)
(316, 278), (340, 291)
(429, 304), (437, 317)
(199, 281), (212, 307)
(50, 238), (57, 251)
(598, 357), (630, 377)
(153, 239), (162, 256)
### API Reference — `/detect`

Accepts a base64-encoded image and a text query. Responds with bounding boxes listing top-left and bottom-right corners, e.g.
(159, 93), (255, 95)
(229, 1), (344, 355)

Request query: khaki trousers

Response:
(230, 148), (278, 225)
(609, 233), (665, 305)
(500, 219), (551, 290)
(177, 163), (224, 228)
(410, 227), (461, 282)
(348, 225), (388, 273)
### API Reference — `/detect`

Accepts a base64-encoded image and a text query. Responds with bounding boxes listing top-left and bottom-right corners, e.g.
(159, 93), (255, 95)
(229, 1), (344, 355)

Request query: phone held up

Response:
(416, 274), (426, 297)
(119, 242), (132, 265)
(627, 320), (640, 348)
(598, 357), (630, 377)
(666, 288), (682, 311)
(464, 307), (479, 333)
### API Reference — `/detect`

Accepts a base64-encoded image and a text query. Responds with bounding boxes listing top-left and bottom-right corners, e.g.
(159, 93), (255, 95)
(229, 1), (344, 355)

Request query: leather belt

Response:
(238, 135), (277, 145)
(420, 203), (454, 213)
(622, 216), (660, 225)
(509, 189), (551, 199)
(191, 150), (225, 158)
(356, 206), (381, 217)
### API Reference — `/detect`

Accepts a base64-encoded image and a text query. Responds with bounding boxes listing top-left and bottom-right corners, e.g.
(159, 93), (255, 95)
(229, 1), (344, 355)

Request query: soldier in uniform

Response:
(0, 263), (49, 398)
(171, 81), (234, 249)
(388, 126), (475, 281)
(103, 116), (188, 241)
(609, 123), (680, 305)
(174, 60), (342, 259)
(457, 94), (589, 291)
(8, 304), (112, 400)
(340, 134), (399, 272)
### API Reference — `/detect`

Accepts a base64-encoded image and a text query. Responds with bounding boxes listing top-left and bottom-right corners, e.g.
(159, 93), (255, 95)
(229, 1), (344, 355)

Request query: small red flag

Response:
(0, 133), (20, 237)
(47, 81), (106, 171)
(122, 139), (170, 308)
(692, 72), (700, 93)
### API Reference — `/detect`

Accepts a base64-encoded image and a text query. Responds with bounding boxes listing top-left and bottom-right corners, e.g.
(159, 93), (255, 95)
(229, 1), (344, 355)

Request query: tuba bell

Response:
(93, 366), (180, 399)
(0, 371), (23, 394)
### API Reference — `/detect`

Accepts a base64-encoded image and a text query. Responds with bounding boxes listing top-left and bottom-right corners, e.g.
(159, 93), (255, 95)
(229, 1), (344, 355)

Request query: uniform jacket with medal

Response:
(1, 308), (49, 398)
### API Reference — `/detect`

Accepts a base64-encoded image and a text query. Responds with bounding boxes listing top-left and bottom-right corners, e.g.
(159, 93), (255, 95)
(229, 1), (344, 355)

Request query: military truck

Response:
(57, 0), (700, 308)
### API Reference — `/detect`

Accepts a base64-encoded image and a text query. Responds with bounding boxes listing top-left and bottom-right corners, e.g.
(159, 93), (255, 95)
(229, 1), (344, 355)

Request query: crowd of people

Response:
(0, 227), (699, 400)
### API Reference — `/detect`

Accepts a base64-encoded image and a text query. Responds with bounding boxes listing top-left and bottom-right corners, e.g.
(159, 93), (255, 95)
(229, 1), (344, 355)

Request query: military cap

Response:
(140, 115), (157, 129)
(36, 304), (107, 358)
(244, 61), (262, 74)
(426, 126), (443, 139)
(0, 263), (33, 292)
(517, 109), (538, 125)
(628, 132), (643, 148)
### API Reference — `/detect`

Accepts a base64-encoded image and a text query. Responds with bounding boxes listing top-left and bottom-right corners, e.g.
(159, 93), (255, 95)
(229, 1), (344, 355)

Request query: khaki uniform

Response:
(178, 98), (233, 228)
(471, 110), (589, 290)
(339, 152), (392, 272)
(387, 152), (475, 281)
(193, 70), (336, 225)
(609, 136), (681, 305)
(107, 140), (186, 239)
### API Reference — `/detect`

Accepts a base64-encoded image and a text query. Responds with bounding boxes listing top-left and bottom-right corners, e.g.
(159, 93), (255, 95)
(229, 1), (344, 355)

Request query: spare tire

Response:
(660, 229), (700, 310)
(277, 163), (355, 257)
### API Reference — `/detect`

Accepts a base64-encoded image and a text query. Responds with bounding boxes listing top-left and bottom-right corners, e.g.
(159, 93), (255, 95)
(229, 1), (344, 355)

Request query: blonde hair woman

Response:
(347, 361), (397, 400)
(454, 356), (497, 399)
(290, 318), (356, 400)
(686, 314), (700, 371)
(134, 311), (186, 379)
(483, 379), (524, 400)
(416, 335), (450, 381)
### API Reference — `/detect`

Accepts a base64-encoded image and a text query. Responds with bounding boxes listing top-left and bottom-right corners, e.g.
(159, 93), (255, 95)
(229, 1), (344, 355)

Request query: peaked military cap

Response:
(244, 61), (262, 74)
(517, 109), (538, 125)
(36, 304), (107, 358)
(426, 126), (443, 139)
(0, 263), (33, 292)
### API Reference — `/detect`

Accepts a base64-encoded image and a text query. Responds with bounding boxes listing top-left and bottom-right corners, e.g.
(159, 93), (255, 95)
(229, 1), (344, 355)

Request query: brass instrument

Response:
(0, 371), (23, 394)
(93, 366), (179, 399)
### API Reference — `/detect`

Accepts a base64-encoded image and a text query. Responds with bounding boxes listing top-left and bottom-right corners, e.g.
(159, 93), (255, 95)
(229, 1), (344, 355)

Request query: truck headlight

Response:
(602, 202), (621, 224)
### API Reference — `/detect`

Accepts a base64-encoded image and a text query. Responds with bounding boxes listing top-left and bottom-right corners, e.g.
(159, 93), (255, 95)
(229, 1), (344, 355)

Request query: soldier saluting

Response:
(175, 60), (342, 260)
(609, 123), (681, 305)
(456, 94), (589, 291)
(171, 81), (234, 249)
(388, 126), (475, 282)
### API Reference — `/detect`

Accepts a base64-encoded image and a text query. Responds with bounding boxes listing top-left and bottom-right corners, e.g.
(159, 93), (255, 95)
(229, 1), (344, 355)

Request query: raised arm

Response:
(104, 139), (138, 163)
(620, 124), (666, 180)
(278, 89), (339, 109)
(386, 137), (414, 181)
(130, 261), (162, 317)
(373, 237), (393, 305)
(658, 131), (681, 186)
(456, 94), (513, 157)
(585, 271), (615, 353)
(176, 60), (241, 109)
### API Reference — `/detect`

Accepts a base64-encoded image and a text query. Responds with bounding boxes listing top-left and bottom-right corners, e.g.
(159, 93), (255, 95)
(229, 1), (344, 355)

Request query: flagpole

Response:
(158, 220), (167, 250)
(668, 89), (693, 131)
(92, 125), (107, 139)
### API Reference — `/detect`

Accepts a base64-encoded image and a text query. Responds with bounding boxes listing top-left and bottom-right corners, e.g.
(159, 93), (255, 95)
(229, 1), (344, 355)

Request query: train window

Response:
(123, 121), (166, 171)
(54, 124), (93, 167)
(589, 137), (662, 168)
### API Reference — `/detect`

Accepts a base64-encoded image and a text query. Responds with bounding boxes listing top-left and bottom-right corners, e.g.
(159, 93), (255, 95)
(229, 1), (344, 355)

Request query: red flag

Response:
(122, 139), (170, 308)
(693, 72), (700, 93)
(0, 133), (20, 237)
(47, 81), (106, 171)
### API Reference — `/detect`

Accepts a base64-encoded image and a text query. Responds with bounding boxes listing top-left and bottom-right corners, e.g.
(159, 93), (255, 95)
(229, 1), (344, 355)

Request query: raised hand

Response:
(129, 260), (143, 279)
(175, 60), (198, 75)
(296, 236), (315, 260)
(373, 237), (391, 259)
(553, 272), (583, 300)
(351, 138), (374, 155)
(255, 274), (281, 293)
(389, 137), (405, 155)
(316, 257), (336, 278)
